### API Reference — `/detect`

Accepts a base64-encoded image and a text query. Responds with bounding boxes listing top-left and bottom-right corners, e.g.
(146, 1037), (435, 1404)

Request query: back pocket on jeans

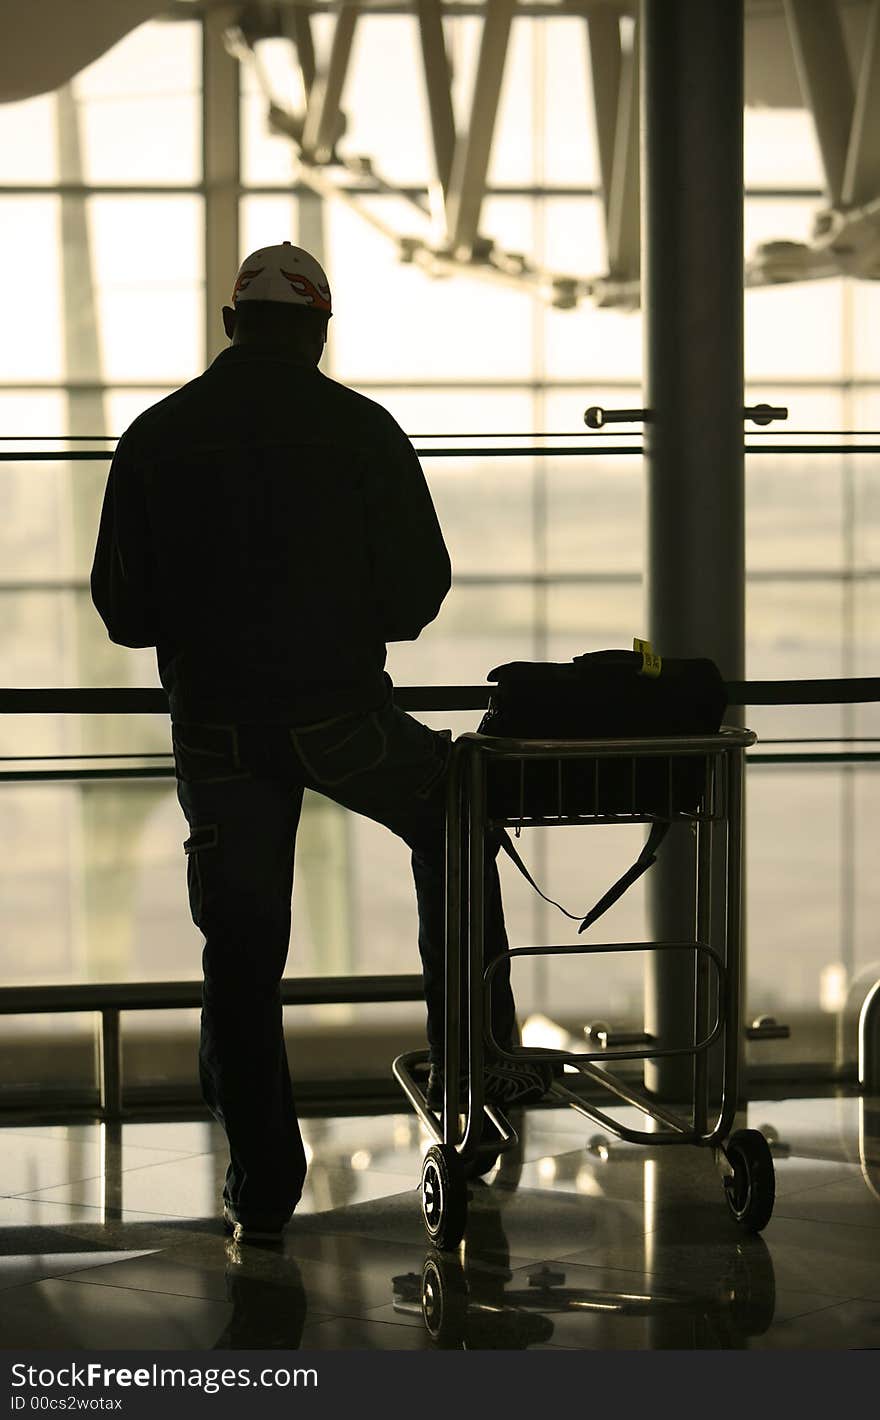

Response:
(290, 712), (387, 786)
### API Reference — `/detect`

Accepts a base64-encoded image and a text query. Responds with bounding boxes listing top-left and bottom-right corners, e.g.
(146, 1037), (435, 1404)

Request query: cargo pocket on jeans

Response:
(172, 724), (247, 785)
(183, 823), (219, 922)
(290, 712), (388, 786)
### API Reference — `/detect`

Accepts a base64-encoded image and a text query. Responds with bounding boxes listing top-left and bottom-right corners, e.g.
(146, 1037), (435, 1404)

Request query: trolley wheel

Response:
(421, 1252), (468, 1346)
(421, 1144), (467, 1250)
(722, 1129), (776, 1232)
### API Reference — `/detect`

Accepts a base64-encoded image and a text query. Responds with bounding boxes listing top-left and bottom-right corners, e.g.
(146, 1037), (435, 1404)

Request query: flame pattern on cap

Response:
(231, 266), (265, 302)
(280, 269), (332, 311)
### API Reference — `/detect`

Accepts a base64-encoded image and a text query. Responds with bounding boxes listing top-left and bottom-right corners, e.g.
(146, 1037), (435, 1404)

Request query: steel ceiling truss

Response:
(753, 0), (880, 282)
(225, 0), (880, 308)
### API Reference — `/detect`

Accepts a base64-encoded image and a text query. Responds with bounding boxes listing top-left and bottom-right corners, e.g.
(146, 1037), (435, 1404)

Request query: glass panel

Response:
(543, 18), (597, 187)
(744, 194), (818, 275)
(0, 780), (191, 988)
(326, 199), (534, 383)
(481, 194), (534, 263)
(72, 19), (201, 186)
(240, 194), (299, 258)
(851, 389), (880, 427)
(487, 17), (536, 186)
(746, 452), (844, 572)
(747, 766), (843, 1068)
(746, 580), (845, 740)
(3, 6), (880, 1091)
(106, 389), (179, 433)
(743, 107), (824, 189)
(0, 198), (63, 382)
(853, 579), (880, 738)
(241, 37), (301, 188)
(0, 94), (58, 184)
(541, 195), (605, 276)
(355, 387), (534, 437)
(282, 1003), (426, 1080)
(544, 300), (642, 381)
(386, 582), (536, 686)
(545, 581), (644, 661)
(425, 453), (536, 576)
(745, 279), (845, 380)
(87, 195), (204, 382)
(853, 768), (880, 974)
(0, 1014), (96, 1097)
(0, 391), (67, 439)
(546, 451), (643, 574)
(123, 1010), (207, 1092)
(508, 820), (647, 1028)
(851, 279), (880, 379)
(0, 591), (72, 705)
(341, 17), (433, 187)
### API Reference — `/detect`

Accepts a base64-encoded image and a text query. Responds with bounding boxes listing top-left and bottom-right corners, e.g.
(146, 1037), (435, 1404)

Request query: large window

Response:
(1, 11), (877, 1084)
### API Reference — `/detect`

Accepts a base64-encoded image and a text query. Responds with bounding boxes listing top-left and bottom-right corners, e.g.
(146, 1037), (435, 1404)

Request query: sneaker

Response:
(425, 1065), (467, 1111)
(222, 1202), (288, 1244)
(426, 1057), (553, 1111)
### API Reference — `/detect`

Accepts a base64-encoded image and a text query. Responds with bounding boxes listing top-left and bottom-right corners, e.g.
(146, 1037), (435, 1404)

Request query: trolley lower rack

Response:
(393, 728), (775, 1249)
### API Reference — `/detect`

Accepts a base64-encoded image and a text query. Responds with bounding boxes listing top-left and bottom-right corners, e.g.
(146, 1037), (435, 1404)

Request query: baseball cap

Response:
(231, 241), (332, 314)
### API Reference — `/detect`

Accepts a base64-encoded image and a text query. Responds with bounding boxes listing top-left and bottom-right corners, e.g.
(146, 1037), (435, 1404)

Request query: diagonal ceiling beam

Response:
(783, 0), (854, 207)
(288, 5), (317, 98)
(445, 0), (516, 257)
(301, 1), (361, 163)
(606, 18), (639, 280)
(416, 0), (457, 200)
(585, 7), (622, 242)
(842, 0), (880, 208)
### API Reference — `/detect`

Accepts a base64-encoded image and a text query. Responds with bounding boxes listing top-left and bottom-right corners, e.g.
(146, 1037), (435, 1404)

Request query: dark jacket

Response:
(90, 344), (451, 724)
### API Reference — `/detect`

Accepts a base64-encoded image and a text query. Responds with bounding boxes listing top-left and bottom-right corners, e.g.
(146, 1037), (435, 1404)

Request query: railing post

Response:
(859, 979), (880, 1092)
(96, 1007), (123, 1120)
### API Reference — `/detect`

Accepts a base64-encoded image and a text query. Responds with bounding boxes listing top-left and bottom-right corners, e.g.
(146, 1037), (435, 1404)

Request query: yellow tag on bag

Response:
(633, 637), (662, 677)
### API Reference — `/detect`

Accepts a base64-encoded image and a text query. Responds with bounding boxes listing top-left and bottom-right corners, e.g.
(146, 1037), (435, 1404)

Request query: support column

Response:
(641, 0), (745, 1098)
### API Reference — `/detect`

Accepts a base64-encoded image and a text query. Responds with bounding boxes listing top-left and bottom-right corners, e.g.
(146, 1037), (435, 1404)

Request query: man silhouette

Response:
(90, 242), (550, 1243)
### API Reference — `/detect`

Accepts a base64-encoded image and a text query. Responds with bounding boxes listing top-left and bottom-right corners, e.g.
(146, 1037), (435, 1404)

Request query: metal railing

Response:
(1, 676), (878, 1119)
(1, 435), (879, 1115)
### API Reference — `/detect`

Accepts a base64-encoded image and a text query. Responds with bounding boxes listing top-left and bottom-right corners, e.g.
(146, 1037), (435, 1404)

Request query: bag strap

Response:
(498, 820), (670, 935)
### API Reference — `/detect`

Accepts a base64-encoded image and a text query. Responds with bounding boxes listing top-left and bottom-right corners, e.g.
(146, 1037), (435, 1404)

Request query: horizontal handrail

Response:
(1, 677), (879, 717)
(0, 686), (488, 714)
(8, 428), (880, 440)
(3, 753), (878, 783)
(0, 974), (424, 1015)
(5, 568), (880, 595)
(5, 444), (880, 461)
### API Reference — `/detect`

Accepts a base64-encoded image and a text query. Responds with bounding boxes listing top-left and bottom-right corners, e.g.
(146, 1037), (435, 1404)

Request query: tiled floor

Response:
(1, 1092), (878, 1350)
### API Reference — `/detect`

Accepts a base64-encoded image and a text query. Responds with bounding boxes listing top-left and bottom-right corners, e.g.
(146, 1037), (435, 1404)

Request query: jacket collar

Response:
(211, 344), (321, 371)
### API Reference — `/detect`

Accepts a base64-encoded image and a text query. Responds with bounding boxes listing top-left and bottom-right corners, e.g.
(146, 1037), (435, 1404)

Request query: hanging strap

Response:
(498, 820), (671, 934)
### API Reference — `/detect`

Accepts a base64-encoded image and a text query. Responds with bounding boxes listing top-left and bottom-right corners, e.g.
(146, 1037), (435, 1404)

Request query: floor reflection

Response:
(213, 1241), (308, 1349)
(392, 1170), (777, 1350)
(0, 1090), (878, 1349)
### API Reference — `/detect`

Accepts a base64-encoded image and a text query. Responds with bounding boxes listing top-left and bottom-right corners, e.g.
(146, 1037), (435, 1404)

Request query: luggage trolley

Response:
(392, 726), (776, 1251)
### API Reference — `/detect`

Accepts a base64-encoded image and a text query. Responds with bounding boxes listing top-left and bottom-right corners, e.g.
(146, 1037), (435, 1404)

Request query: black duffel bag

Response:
(475, 645), (728, 932)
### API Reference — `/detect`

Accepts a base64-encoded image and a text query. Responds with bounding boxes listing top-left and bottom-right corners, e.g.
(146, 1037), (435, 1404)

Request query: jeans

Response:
(172, 682), (516, 1222)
